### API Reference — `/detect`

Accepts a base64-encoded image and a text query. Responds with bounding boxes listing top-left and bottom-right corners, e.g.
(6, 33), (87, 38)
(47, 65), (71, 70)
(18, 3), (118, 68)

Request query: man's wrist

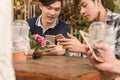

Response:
(111, 60), (120, 74)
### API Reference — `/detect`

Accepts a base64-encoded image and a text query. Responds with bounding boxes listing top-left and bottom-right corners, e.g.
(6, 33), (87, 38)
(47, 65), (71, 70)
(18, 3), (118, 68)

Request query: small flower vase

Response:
(32, 50), (42, 59)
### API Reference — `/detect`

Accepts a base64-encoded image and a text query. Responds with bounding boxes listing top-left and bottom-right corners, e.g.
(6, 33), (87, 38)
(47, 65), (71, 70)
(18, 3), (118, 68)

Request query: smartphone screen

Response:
(45, 35), (55, 44)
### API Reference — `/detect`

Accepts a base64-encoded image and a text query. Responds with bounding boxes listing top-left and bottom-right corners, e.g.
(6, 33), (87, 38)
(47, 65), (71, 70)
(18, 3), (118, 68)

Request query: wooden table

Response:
(13, 56), (114, 80)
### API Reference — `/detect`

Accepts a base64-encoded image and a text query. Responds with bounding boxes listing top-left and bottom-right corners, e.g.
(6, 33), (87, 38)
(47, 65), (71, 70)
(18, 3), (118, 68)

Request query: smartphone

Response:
(55, 34), (65, 39)
(79, 30), (104, 62)
(45, 35), (55, 44)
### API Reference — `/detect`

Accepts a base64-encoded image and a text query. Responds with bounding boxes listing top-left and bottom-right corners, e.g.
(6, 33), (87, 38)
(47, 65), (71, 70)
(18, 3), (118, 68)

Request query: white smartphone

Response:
(79, 30), (104, 62)
(45, 35), (55, 44)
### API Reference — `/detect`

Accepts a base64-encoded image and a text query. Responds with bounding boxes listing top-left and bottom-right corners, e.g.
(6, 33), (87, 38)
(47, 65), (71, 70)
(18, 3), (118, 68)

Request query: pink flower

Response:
(33, 34), (40, 40)
(37, 35), (46, 47)
(37, 37), (43, 43)
(41, 40), (46, 47)
(31, 34), (48, 50)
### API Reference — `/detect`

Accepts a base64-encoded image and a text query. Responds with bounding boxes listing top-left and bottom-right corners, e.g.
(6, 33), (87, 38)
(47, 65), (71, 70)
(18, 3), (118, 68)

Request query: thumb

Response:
(67, 32), (75, 39)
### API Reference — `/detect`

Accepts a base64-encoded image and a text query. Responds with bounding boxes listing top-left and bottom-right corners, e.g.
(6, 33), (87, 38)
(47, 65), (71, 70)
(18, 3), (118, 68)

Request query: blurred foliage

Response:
(13, 0), (26, 20)
(102, 0), (115, 11)
(114, 0), (120, 13)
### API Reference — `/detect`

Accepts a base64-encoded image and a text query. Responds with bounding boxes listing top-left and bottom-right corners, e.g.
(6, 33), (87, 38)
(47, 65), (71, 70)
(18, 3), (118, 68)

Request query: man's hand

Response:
(57, 33), (86, 53)
(42, 43), (65, 56)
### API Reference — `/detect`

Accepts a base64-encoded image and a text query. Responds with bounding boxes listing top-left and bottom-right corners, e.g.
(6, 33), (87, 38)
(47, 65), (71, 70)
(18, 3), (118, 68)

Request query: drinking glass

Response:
(89, 22), (107, 45)
(12, 20), (30, 61)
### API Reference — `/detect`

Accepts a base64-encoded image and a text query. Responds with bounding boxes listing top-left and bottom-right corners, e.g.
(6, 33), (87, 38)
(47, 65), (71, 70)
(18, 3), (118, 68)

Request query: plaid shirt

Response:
(105, 9), (120, 59)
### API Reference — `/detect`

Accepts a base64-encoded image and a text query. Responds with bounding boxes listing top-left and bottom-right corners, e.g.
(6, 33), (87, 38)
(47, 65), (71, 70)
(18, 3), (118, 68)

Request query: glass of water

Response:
(89, 22), (107, 45)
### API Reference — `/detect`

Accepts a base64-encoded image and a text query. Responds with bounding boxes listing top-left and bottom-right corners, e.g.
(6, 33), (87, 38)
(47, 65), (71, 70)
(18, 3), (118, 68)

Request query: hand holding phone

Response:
(55, 34), (65, 40)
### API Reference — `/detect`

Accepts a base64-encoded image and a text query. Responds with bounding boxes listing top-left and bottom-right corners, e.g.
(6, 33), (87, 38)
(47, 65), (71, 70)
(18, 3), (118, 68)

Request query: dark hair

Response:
(39, 0), (62, 6)
(74, 0), (80, 6)
(74, 0), (104, 6)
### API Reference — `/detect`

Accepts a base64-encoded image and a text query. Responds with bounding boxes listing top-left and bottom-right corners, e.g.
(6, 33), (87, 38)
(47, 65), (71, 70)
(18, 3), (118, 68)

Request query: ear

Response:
(94, 0), (101, 7)
(38, 2), (43, 10)
(95, 0), (101, 5)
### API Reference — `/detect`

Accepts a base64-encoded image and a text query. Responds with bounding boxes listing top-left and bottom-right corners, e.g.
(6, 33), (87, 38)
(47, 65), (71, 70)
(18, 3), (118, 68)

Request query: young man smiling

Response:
(27, 0), (70, 56)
